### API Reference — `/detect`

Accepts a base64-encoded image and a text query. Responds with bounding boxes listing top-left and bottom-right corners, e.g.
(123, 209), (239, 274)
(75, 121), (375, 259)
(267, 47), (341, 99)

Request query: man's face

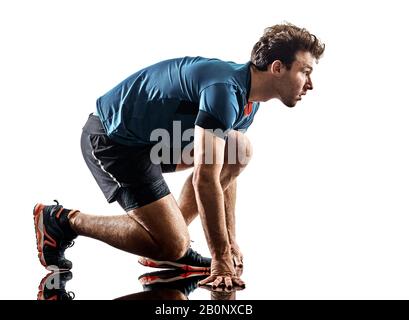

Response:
(278, 51), (315, 108)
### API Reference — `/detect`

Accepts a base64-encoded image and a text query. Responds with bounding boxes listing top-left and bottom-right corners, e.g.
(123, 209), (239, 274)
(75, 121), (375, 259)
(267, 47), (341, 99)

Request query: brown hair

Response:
(251, 22), (325, 71)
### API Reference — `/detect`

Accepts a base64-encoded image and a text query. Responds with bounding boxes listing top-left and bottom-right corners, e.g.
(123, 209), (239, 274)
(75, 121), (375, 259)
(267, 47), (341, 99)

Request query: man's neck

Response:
(248, 65), (278, 102)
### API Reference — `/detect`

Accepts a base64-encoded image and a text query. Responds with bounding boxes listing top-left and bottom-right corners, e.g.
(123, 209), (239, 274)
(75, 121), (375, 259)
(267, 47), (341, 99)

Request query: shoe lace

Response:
(61, 240), (75, 249)
(189, 248), (204, 263)
(66, 291), (75, 300)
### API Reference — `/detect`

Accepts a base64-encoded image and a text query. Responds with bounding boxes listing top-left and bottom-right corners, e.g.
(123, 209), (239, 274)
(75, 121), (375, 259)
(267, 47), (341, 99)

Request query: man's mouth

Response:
(297, 92), (306, 100)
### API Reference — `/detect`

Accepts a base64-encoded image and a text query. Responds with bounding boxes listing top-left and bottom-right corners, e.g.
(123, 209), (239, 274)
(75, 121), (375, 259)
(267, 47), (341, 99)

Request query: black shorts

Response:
(81, 114), (177, 211)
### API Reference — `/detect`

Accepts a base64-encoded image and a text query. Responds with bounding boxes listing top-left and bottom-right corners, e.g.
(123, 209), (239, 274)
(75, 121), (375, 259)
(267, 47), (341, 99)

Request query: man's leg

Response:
(34, 193), (192, 270)
(69, 194), (190, 261)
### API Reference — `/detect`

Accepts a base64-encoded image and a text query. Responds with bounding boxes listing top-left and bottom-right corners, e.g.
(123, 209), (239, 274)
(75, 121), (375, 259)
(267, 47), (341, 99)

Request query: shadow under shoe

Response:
(37, 270), (75, 300)
(138, 269), (209, 298)
(138, 247), (211, 271)
(33, 200), (78, 270)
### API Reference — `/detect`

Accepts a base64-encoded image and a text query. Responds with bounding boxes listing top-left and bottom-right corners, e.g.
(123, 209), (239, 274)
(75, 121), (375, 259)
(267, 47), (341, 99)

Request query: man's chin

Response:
(279, 97), (298, 108)
(284, 101), (297, 108)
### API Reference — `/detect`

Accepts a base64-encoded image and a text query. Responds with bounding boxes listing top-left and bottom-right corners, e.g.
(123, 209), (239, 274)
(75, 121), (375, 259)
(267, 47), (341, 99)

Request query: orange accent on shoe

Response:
(43, 229), (57, 248)
(56, 207), (64, 219)
(38, 273), (48, 291)
(34, 203), (45, 216)
(33, 204), (47, 266)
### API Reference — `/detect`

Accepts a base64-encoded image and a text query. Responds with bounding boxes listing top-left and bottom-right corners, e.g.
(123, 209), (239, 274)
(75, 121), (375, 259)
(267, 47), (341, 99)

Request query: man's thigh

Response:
(82, 114), (171, 208)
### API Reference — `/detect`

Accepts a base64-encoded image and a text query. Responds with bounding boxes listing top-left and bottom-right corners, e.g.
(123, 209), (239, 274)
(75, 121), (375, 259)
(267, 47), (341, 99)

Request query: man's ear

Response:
(270, 60), (285, 76)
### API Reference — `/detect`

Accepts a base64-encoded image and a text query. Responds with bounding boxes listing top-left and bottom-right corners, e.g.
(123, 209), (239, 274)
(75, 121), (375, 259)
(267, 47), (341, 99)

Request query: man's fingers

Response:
(224, 277), (233, 290)
(232, 277), (246, 288)
(199, 276), (245, 292)
(199, 275), (216, 286)
(212, 276), (224, 289)
(199, 274), (243, 290)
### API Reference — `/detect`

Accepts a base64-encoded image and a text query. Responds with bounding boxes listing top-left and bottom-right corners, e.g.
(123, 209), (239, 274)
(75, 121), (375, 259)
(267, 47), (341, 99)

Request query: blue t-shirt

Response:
(96, 56), (260, 147)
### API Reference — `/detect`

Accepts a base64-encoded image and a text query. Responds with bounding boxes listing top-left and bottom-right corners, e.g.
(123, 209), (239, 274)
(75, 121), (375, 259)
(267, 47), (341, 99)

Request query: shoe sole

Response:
(138, 257), (210, 272)
(33, 203), (69, 271)
(33, 203), (47, 269)
(139, 271), (208, 286)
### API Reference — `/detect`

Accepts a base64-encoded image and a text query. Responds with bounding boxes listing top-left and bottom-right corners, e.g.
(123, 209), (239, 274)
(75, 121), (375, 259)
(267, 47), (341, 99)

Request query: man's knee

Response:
(126, 196), (191, 261)
(157, 231), (190, 261)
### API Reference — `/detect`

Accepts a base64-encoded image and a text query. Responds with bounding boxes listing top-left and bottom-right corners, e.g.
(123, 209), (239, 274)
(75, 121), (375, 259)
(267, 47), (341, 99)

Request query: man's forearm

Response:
(224, 179), (237, 244)
(193, 180), (231, 259)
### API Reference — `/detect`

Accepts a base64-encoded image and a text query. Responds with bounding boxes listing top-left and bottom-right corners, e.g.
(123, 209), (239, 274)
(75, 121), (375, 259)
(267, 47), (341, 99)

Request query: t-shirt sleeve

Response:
(234, 118), (252, 133)
(195, 84), (240, 136)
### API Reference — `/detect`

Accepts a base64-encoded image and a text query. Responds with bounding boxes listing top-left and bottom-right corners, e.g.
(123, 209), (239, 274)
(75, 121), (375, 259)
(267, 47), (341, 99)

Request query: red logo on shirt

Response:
(244, 102), (253, 116)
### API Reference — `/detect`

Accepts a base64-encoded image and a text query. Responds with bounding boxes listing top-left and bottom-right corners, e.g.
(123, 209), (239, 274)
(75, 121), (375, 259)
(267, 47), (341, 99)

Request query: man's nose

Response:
(306, 77), (313, 91)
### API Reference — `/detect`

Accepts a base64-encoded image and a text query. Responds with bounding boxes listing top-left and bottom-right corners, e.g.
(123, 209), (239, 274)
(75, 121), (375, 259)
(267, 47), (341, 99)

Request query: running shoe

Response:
(33, 200), (78, 270)
(138, 247), (211, 271)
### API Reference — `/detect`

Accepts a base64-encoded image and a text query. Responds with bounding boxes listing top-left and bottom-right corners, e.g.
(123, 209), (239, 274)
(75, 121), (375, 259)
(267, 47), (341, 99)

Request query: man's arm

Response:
(224, 180), (244, 268)
(192, 126), (245, 289)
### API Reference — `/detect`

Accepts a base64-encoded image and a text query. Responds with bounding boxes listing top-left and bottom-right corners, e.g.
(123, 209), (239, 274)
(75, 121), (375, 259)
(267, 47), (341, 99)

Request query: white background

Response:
(1, 0), (408, 299)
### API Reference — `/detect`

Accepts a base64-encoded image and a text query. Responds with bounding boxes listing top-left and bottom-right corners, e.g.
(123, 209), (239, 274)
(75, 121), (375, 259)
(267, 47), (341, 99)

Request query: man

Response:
(34, 23), (325, 290)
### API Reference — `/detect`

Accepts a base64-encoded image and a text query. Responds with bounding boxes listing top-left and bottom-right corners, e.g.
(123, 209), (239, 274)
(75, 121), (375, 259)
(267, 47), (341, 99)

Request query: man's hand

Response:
(198, 256), (245, 290)
(200, 281), (244, 300)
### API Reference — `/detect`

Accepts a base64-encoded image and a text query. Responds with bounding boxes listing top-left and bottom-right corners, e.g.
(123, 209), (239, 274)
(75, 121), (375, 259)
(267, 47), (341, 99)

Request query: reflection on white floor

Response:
(36, 268), (245, 300)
